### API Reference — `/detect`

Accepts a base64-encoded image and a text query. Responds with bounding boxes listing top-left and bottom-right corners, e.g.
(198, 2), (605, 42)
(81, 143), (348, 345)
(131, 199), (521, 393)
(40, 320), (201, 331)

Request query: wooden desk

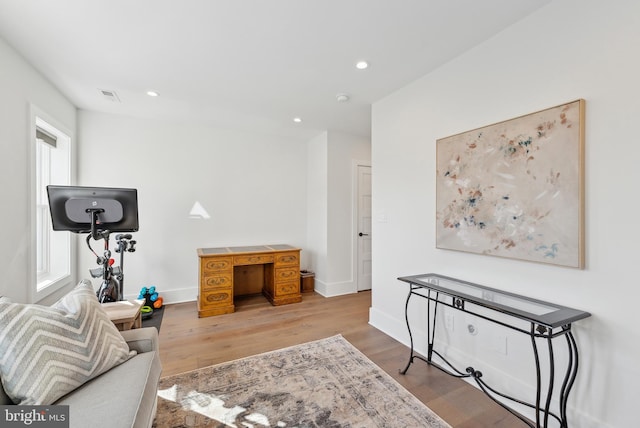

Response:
(197, 244), (301, 317)
(101, 299), (144, 331)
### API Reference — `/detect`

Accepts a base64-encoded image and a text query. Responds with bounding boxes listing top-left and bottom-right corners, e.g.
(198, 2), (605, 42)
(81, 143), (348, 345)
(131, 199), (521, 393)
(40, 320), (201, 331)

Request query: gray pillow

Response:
(0, 280), (134, 405)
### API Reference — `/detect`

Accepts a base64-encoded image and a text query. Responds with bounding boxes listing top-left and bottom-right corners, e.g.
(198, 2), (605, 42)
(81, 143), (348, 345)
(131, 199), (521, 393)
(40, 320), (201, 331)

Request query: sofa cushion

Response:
(0, 280), (134, 405)
(56, 350), (161, 428)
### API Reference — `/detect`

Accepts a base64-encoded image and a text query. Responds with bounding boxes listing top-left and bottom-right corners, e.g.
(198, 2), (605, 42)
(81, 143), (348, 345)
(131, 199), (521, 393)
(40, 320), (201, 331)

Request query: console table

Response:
(197, 245), (301, 317)
(398, 273), (590, 428)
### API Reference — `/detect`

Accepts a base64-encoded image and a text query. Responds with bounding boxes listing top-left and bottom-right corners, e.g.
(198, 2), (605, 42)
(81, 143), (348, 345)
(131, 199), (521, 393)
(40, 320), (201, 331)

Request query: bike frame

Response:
(85, 208), (135, 303)
(89, 232), (120, 303)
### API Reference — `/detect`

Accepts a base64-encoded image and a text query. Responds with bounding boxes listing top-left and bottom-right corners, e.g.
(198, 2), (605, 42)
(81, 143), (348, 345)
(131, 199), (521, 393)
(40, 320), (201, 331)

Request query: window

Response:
(33, 113), (74, 301)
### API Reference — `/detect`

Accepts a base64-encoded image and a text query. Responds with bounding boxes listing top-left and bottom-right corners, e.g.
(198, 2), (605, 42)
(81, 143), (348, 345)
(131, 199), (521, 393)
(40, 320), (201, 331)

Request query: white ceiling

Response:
(0, 0), (550, 140)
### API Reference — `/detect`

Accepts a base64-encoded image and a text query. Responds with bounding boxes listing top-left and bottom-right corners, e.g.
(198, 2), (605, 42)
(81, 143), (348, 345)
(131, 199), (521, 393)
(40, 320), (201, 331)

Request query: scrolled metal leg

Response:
(558, 330), (579, 428)
(544, 335), (555, 428)
(531, 324), (542, 428)
(400, 289), (414, 375)
(427, 290), (438, 363)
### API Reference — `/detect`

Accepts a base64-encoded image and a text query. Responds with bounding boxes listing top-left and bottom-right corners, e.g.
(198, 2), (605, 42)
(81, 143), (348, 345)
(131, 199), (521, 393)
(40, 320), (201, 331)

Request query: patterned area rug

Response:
(153, 335), (451, 428)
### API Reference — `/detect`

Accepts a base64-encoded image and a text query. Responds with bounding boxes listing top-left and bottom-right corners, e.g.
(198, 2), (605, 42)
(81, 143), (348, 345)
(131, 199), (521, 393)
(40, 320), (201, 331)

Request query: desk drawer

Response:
(234, 254), (275, 265)
(202, 273), (233, 290)
(275, 252), (299, 267)
(200, 290), (232, 308)
(275, 267), (298, 282)
(275, 280), (300, 296)
(202, 257), (233, 273)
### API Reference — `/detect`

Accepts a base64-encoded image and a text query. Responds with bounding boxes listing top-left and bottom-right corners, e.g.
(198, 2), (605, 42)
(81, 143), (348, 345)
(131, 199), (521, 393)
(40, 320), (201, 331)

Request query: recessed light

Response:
(336, 93), (350, 103)
(293, 117), (302, 123)
(356, 61), (369, 70)
(147, 91), (159, 97)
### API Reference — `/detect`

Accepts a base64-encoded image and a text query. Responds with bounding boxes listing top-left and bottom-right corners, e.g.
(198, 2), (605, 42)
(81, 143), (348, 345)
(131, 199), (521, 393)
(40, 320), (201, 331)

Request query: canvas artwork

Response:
(436, 100), (585, 268)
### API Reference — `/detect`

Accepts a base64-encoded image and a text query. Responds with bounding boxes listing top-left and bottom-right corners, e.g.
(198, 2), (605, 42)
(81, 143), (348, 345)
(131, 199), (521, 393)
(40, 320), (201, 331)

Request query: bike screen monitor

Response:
(47, 185), (139, 238)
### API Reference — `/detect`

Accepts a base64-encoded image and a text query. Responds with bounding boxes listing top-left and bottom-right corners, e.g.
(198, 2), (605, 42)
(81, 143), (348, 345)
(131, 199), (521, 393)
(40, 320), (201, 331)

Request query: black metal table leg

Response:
(427, 290), (439, 363)
(400, 288), (414, 375)
(544, 334), (556, 428)
(531, 324), (542, 427)
(559, 330), (579, 428)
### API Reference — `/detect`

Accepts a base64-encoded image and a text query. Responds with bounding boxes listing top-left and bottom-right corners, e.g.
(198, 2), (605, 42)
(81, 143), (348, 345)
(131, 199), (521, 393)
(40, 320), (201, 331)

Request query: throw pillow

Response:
(0, 280), (134, 405)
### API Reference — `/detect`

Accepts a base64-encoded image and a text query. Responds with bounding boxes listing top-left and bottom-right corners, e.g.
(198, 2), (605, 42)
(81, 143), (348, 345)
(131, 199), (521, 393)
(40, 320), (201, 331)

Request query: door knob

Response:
(358, 232), (369, 237)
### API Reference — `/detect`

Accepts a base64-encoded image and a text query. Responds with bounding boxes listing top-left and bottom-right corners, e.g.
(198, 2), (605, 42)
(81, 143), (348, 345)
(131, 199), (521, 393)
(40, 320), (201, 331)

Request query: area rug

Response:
(153, 335), (451, 428)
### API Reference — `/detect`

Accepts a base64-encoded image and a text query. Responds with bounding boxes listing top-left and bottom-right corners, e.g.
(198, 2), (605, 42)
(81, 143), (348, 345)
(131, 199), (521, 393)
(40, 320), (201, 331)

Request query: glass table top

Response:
(398, 273), (591, 327)
(414, 275), (556, 315)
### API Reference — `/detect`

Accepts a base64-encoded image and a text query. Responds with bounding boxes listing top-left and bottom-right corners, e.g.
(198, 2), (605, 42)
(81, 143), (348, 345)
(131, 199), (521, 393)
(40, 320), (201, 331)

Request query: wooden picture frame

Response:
(436, 99), (585, 268)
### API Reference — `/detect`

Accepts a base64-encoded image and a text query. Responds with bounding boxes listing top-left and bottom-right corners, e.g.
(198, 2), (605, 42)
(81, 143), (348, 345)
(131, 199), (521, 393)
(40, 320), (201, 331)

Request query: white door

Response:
(357, 165), (372, 291)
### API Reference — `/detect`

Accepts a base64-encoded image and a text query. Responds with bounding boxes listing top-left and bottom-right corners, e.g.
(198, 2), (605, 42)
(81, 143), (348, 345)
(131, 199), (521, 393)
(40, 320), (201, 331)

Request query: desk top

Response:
(398, 273), (591, 328)
(198, 244), (300, 256)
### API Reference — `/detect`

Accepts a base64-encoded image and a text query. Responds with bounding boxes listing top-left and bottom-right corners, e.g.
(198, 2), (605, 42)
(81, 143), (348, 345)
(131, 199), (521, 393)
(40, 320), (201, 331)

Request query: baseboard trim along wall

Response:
(125, 286), (196, 305)
(312, 278), (357, 297)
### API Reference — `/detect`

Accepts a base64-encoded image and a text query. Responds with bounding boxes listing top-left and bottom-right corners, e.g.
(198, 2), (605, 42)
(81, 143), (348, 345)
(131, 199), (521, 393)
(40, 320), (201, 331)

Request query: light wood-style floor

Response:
(158, 291), (523, 427)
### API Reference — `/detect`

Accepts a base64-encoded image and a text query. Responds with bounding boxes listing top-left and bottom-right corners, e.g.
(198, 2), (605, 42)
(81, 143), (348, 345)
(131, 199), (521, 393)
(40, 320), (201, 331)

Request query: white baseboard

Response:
(126, 279), (358, 305)
(368, 306), (413, 347)
(124, 286), (196, 305)
(313, 278), (357, 297)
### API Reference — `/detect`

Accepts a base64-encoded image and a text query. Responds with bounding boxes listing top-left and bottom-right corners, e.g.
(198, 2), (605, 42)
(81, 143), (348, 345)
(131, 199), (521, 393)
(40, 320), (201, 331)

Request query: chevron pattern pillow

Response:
(0, 280), (134, 405)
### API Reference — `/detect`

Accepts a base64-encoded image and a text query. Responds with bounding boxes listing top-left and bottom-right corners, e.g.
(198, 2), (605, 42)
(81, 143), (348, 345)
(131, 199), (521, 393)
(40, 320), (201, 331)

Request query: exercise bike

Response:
(85, 208), (137, 303)
(45, 185), (140, 302)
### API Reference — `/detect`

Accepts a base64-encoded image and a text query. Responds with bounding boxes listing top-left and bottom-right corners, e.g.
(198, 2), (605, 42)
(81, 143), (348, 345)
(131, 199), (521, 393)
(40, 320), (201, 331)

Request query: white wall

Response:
(326, 131), (371, 293)
(0, 37), (77, 303)
(77, 111), (308, 303)
(78, 114), (371, 302)
(305, 131), (371, 296)
(370, 1), (640, 427)
(306, 132), (328, 279)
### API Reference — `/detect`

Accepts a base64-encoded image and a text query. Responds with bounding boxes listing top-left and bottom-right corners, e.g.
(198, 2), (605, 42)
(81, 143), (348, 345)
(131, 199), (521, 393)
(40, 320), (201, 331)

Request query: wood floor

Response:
(158, 291), (523, 427)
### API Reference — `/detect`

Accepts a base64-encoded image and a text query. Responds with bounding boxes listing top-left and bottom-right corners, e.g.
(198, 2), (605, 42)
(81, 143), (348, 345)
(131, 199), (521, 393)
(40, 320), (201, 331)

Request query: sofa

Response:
(0, 281), (162, 428)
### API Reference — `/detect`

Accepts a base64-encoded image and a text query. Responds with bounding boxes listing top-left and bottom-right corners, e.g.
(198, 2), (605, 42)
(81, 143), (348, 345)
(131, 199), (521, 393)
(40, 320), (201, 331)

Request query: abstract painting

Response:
(436, 100), (585, 268)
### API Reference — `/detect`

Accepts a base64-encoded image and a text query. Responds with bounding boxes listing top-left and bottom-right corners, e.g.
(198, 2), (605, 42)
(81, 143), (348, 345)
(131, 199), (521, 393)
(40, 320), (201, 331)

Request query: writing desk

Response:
(197, 245), (301, 317)
(398, 273), (590, 428)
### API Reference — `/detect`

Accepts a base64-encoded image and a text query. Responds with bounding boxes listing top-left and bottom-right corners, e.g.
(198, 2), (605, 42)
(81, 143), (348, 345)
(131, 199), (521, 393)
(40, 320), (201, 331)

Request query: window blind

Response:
(36, 127), (57, 147)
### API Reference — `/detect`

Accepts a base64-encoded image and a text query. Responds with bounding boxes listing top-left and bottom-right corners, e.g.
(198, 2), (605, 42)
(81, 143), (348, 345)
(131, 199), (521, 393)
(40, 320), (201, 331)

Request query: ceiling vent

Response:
(99, 89), (121, 102)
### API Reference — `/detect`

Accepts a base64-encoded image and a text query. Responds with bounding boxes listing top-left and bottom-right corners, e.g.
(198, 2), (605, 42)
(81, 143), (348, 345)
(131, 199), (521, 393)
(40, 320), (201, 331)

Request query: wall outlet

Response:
(467, 323), (478, 336)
